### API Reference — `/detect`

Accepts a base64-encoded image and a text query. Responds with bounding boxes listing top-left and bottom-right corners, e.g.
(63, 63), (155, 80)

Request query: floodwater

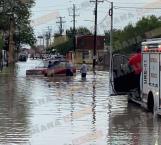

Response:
(0, 59), (161, 145)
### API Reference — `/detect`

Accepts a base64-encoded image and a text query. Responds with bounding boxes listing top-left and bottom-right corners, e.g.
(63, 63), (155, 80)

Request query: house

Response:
(74, 35), (105, 64)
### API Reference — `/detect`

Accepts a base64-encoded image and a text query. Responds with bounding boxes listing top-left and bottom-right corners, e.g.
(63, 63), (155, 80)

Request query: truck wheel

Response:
(51, 74), (54, 77)
(147, 92), (154, 112)
(44, 73), (47, 77)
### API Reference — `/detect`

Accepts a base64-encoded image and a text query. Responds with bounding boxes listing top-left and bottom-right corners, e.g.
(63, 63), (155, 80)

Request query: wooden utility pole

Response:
(69, 4), (79, 51)
(109, 1), (114, 95)
(56, 17), (66, 36)
(90, 0), (103, 73)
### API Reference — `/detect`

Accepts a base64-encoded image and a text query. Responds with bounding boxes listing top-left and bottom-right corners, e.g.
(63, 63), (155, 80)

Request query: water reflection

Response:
(109, 101), (161, 145)
(92, 78), (96, 129)
(0, 60), (161, 145)
(0, 74), (29, 144)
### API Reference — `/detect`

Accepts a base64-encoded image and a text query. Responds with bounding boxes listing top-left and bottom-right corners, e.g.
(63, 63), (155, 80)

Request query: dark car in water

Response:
(19, 54), (27, 62)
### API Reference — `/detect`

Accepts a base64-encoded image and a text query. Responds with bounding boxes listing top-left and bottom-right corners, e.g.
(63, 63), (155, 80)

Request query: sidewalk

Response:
(0, 64), (15, 75)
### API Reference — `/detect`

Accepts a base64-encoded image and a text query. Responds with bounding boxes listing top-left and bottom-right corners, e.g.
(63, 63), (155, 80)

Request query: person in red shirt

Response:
(128, 48), (142, 96)
(128, 48), (142, 75)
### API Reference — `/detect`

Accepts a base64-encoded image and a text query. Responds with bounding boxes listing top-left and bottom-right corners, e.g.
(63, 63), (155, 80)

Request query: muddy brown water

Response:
(0, 59), (160, 145)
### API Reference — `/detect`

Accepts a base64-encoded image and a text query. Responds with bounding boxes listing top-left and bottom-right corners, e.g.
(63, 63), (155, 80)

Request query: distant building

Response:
(76, 35), (105, 50)
(53, 35), (68, 47)
(74, 35), (106, 64)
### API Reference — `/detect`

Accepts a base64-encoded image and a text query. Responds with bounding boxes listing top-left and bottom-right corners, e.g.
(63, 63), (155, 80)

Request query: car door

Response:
(111, 54), (135, 94)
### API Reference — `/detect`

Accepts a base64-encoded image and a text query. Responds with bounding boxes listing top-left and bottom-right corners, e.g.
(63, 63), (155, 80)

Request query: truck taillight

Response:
(144, 46), (148, 52)
(158, 45), (161, 51)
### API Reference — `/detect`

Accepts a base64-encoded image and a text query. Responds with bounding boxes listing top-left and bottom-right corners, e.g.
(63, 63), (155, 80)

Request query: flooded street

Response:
(0, 59), (161, 145)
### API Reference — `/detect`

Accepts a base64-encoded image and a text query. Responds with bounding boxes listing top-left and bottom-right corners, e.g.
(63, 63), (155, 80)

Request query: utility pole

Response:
(69, 4), (79, 51)
(90, 0), (103, 73)
(109, 1), (113, 95)
(48, 26), (52, 46)
(43, 34), (45, 51)
(56, 17), (66, 36)
(46, 26), (52, 49)
(109, 2), (113, 71)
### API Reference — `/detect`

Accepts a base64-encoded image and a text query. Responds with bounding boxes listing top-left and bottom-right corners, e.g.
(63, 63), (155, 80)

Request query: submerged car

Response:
(26, 61), (47, 75)
(19, 54), (27, 62)
(26, 67), (47, 75)
(43, 61), (76, 77)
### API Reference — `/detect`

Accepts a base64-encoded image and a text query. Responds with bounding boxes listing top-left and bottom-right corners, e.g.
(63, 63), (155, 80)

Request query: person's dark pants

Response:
(81, 73), (86, 78)
(66, 69), (73, 76)
(134, 73), (140, 95)
(114, 72), (140, 93)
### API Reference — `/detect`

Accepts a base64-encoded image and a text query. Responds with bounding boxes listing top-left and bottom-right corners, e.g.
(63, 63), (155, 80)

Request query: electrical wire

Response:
(114, 6), (161, 10)
(114, 2), (161, 4)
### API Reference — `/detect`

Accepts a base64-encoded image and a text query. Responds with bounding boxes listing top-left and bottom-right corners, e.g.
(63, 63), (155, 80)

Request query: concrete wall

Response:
(73, 49), (110, 67)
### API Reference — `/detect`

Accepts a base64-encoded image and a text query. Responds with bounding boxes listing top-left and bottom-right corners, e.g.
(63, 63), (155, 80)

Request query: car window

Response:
(59, 62), (66, 67)
(53, 61), (60, 65)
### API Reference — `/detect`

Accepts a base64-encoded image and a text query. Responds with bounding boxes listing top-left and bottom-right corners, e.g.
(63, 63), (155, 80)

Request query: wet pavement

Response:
(0, 59), (161, 145)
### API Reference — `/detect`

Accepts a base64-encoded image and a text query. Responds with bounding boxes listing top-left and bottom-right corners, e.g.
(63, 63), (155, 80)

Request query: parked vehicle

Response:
(26, 61), (47, 75)
(26, 67), (47, 75)
(43, 61), (76, 77)
(19, 54), (28, 62)
(1, 50), (7, 66)
(43, 55), (65, 67)
(110, 38), (161, 115)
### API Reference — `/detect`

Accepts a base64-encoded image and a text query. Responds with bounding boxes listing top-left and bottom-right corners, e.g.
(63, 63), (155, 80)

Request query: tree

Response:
(50, 27), (92, 54)
(14, 24), (36, 47)
(66, 27), (92, 38)
(135, 15), (161, 38)
(105, 15), (161, 54)
(0, 0), (36, 47)
(53, 40), (73, 55)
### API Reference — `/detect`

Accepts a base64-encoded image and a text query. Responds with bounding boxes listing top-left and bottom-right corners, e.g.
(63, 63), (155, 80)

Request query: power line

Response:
(31, 8), (68, 12)
(32, 2), (161, 9)
(31, 8), (109, 13)
(114, 6), (161, 10)
(31, 6), (161, 14)
(114, 2), (160, 4)
(32, 4), (68, 9)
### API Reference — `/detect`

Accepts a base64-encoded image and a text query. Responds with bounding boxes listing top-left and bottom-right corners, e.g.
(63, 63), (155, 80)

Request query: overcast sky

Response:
(31, 0), (161, 37)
